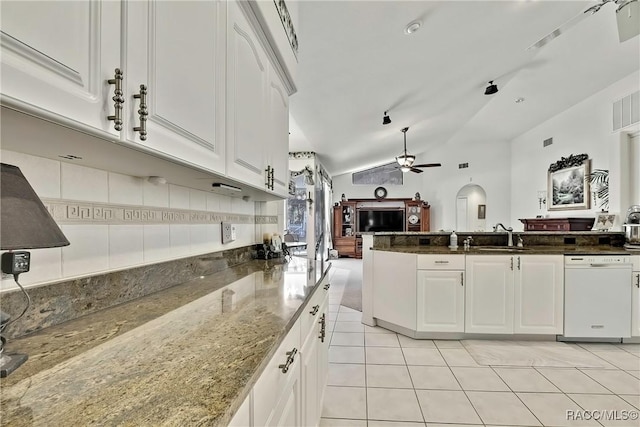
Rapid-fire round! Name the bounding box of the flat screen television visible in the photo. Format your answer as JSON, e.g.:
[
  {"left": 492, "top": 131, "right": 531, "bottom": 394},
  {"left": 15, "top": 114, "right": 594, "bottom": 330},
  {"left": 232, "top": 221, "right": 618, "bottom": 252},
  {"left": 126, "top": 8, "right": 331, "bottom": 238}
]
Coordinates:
[{"left": 358, "top": 209, "right": 404, "bottom": 232}]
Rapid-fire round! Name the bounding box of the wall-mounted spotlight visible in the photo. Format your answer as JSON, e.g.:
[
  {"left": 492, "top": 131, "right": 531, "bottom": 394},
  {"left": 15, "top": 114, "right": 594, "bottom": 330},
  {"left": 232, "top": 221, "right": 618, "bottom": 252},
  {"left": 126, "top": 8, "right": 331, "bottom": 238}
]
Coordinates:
[
  {"left": 382, "top": 111, "right": 391, "bottom": 125},
  {"left": 484, "top": 81, "right": 498, "bottom": 95}
]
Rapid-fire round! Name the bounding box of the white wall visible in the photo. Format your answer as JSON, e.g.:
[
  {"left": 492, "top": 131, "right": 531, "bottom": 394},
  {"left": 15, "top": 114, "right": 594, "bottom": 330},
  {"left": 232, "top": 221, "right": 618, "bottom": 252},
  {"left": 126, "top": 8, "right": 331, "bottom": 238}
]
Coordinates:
[
  {"left": 509, "top": 70, "right": 640, "bottom": 229},
  {"left": 332, "top": 167, "right": 423, "bottom": 203},
  {"left": 0, "top": 150, "right": 258, "bottom": 291}
]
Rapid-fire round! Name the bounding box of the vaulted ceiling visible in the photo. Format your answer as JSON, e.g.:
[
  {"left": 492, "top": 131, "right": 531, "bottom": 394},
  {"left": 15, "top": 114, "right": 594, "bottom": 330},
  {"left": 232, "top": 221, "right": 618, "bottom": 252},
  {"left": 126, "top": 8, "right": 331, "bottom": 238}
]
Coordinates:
[{"left": 289, "top": 1, "right": 640, "bottom": 176}]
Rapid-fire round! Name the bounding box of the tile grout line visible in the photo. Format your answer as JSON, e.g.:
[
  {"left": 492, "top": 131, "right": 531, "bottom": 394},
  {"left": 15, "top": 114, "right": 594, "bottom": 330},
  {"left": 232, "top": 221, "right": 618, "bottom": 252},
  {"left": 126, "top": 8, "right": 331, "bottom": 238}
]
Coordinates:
[
  {"left": 488, "top": 365, "right": 545, "bottom": 427},
  {"left": 397, "top": 336, "right": 428, "bottom": 425}
]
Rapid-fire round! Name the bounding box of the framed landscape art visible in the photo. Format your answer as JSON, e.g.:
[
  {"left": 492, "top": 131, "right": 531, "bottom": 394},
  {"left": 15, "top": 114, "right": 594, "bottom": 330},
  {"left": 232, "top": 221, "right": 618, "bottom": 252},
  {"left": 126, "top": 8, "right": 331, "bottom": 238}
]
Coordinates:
[{"left": 548, "top": 153, "right": 590, "bottom": 211}]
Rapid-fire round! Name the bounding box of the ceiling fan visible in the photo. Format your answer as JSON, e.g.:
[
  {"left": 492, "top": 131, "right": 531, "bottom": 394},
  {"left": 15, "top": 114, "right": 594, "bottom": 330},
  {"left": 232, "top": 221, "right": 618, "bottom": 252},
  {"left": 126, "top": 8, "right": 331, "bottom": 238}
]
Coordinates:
[
  {"left": 395, "top": 127, "right": 441, "bottom": 174},
  {"left": 528, "top": 0, "right": 639, "bottom": 50}
]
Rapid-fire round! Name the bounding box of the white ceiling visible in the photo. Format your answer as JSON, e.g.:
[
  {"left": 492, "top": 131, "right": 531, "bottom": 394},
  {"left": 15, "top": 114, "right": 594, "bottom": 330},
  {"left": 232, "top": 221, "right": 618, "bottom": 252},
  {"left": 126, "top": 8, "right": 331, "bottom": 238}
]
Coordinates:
[{"left": 289, "top": 0, "right": 640, "bottom": 176}]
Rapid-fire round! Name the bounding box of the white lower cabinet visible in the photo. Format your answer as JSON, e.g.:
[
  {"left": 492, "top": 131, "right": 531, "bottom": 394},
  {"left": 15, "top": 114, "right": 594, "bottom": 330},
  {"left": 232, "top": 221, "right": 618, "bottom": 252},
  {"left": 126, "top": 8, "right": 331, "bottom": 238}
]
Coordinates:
[
  {"left": 632, "top": 256, "right": 640, "bottom": 337},
  {"left": 373, "top": 251, "right": 417, "bottom": 330},
  {"left": 228, "top": 393, "right": 252, "bottom": 427},
  {"left": 416, "top": 255, "right": 465, "bottom": 333},
  {"left": 466, "top": 254, "right": 564, "bottom": 335},
  {"left": 248, "top": 279, "right": 329, "bottom": 427}
]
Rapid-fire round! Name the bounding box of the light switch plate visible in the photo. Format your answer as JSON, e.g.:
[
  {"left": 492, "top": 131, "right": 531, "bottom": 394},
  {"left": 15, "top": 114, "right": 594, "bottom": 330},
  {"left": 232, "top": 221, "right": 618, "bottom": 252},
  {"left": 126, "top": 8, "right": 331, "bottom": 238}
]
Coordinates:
[{"left": 221, "top": 222, "right": 236, "bottom": 244}]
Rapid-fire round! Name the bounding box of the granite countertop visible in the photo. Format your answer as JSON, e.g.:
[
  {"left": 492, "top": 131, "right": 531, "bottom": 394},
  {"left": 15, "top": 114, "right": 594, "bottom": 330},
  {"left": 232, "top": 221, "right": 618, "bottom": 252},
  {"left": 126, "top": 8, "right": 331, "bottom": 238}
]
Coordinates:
[
  {"left": 0, "top": 256, "right": 327, "bottom": 426},
  {"left": 373, "top": 245, "right": 635, "bottom": 255}
]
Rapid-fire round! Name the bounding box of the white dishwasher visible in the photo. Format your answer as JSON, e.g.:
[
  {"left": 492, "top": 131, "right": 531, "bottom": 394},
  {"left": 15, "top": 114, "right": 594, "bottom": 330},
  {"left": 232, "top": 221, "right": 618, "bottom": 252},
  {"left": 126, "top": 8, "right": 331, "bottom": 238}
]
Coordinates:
[{"left": 563, "top": 255, "right": 633, "bottom": 339}]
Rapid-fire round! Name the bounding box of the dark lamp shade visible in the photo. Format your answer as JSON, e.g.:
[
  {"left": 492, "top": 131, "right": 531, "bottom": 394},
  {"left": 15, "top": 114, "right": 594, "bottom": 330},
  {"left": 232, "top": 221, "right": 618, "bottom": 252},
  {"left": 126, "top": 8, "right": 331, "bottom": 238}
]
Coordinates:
[{"left": 1, "top": 163, "right": 70, "bottom": 250}]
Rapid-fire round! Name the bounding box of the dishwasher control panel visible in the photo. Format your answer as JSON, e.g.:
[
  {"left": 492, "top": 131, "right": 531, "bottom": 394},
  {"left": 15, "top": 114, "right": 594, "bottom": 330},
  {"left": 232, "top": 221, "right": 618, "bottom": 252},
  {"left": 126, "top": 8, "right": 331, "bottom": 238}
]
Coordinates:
[{"left": 564, "top": 255, "right": 631, "bottom": 265}]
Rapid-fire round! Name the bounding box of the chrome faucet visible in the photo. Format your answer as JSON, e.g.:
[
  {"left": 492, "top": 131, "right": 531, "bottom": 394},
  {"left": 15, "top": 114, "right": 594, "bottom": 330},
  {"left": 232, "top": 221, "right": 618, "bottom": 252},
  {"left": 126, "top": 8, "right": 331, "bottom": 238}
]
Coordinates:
[{"left": 493, "top": 223, "right": 514, "bottom": 247}]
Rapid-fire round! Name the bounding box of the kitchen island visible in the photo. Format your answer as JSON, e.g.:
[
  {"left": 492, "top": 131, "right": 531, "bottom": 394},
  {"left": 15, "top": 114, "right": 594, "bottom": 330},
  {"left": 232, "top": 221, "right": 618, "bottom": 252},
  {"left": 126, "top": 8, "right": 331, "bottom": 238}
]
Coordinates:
[
  {"left": 0, "top": 255, "right": 330, "bottom": 426},
  {"left": 362, "top": 231, "right": 639, "bottom": 342}
]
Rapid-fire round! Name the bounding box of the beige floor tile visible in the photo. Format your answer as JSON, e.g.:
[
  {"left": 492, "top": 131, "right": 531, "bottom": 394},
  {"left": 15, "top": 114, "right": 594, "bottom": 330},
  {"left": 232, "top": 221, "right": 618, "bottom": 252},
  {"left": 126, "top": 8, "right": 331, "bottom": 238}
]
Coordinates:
[
  {"left": 336, "top": 311, "right": 363, "bottom": 322},
  {"left": 334, "top": 321, "right": 365, "bottom": 333},
  {"left": 617, "top": 344, "right": 640, "bottom": 355},
  {"left": 321, "top": 386, "right": 367, "bottom": 420},
  {"left": 451, "top": 367, "right": 510, "bottom": 391},
  {"left": 368, "top": 421, "right": 426, "bottom": 427},
  {"left": 466, "top": 391, "right": 540, "bottom": 426},
  {"left": 578, "top": 343, "right": 627, "bottom": 353},
  {"left": 580, "top": 369, "right": 640, "bottom": 394},
  {"left": 627, "top": 370, "right": 640, "bottom": 379},
  {"left": 331, "top": 332, "right": 365, "bottom": 347},
  {"left": 568, "top": 394, "right": 639, "bottom": 426},
  {"left": 367, "top": 388, "right": 424, "bottom": 422},
  {"left": 327, "top": 363, "right": 366, "bottom": 387},
  {"left": 366, "top": 347, "right": 407, "bottom": 365},
  {"left": 329, "top": 304, "right": 340, "bottom": 313},
  {"left": 327, "top": 321, "right": 336, "bottom": 332},
  {"left": 439, "top": 348, "right": 481, "bottom": 367},
  {"left": 365, "top": 333, "right": 400, "bottom": 347},
  {"left": 434, "top": 340, "right": 463, "bottom": 349},
  {"left": 592, "top": 351, "right": 640, "bottom": 370},
  {"left": 408, "top": 365, "right": 460, "bottom": 390},
  {"left": 339, "top": 306, "right": 361, "bottom": 314},
  {"left": 402, "top": 348, "right": 447, "bottom": 366},
  {"left": 320, "top": 418, "right": 367, "bottom": 427},
  {"left": 494, "top": 367, "right": 560, "bottom": 392},
  {"left": 329, "top": 346, "right": 365, "bottom": 364},
  {"left": 536, "top": 368, "right": 611, "bottom": 394},
  {"left": 366, "top": 365, "right": 413, "bottom": 388},
  {"left": 619, "top": 394, "right": 640, "bottom": 409},
  {"left": 364, "top": 325, "right": 396, "bottom": 334},
  {"left": 397, "top": 335, "right": 436, "bottom": 348},
  {"left": 429, "top": 425, "right": 484, "bottom": 427},
  {"left": 415, "top": 390, "right": 482, "bottom": 424},
  {"left": 516, "top": 392, "right": 599, "bottom": 426}
]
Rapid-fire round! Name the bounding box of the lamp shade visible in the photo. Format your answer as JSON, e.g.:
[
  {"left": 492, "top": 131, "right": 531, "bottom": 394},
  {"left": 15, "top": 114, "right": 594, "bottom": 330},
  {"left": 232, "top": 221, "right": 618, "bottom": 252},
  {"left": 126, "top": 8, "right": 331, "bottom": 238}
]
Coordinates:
[{"left": 1, "top": 163, "right": 70, "bottom": 250}]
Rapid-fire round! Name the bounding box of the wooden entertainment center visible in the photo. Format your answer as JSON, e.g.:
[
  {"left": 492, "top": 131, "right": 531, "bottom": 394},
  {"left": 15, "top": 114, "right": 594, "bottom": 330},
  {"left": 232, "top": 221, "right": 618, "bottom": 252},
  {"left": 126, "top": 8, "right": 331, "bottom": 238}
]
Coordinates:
[{"left": 333, "top": 198, "right": 430, "bottom": 258}]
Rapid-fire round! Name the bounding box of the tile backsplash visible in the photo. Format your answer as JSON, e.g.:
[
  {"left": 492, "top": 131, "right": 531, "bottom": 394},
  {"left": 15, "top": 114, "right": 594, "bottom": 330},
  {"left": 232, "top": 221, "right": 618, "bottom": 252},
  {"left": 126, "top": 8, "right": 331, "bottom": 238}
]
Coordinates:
[{"left": 0, "top": 149, "right": 282, "bottom": 291}]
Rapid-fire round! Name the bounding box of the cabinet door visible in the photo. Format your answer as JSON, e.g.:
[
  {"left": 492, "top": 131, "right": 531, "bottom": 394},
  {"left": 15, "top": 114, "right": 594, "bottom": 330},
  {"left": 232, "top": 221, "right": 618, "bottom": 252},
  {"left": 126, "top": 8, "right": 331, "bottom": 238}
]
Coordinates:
[
  {"left": 267, "top": 65, "right": 290, "bottom": 197},
  {"left": 1, "top": 0, "right": 121, "bottom": 135},
  {"left": 229, "top": 392, "right": 252, "bottom": 427},
  {"left": 226, "top": 1, "right": 268, "bottom": 188},
  {"left": 269, "top": 357, "right": 301, "bottom": 427},
  {"left": 373, "top": 251, "right": 417, "bottom": 330},
  {"left": 124, "top": 0, "right": 226, "bottom": 173},
  {"left": 633, "top": 270, "right": 640, "bottom": 337},
  {"left": 514, "top": 255, "right": 564, "bottom": 334},
  {"left": 416, "top": 270, "right": 465, "bottom": 333},
  {"left": 465, "top": 255, "right": 514, "bottom": 334},
  {"left": 300, "top": 323, "right": 319, "bottom": 427}
]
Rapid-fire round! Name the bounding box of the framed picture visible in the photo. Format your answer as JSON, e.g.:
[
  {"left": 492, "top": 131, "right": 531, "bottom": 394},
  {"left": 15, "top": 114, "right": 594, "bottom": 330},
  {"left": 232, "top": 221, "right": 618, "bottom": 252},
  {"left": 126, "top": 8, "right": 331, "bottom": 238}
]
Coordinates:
[
  {"left": 548, "top": 154, "right": 590, "bottom": 211},
  {"left": 477, "top": 204, "right": 486, "bottom": 219},
  {"left": 593, "top": 213, "right": 615, "bottom": 231}
]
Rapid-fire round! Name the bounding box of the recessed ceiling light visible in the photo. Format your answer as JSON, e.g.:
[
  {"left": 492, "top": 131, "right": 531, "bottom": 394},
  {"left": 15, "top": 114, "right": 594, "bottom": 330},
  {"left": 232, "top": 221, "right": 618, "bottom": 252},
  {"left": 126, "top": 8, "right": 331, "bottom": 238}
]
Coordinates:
[
  {"left": 404, "top": 20, "right": 422, "bottom": 35},
  {"left": 515, "top": 97, "right": 525, "bottom": 103}
]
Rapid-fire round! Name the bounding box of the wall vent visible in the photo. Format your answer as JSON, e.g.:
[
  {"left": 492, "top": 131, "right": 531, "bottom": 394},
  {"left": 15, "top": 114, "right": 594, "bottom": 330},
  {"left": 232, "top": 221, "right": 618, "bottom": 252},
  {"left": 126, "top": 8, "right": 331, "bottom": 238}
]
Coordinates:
[
  {"left": 543, "top": 138, "right": 553, "bottom": 147},
  {"left": 613, "top": 90, "right": 640, "bottom": 131},
  {"left": 458, "top": 163, "right": 469, "bottom": 169}
]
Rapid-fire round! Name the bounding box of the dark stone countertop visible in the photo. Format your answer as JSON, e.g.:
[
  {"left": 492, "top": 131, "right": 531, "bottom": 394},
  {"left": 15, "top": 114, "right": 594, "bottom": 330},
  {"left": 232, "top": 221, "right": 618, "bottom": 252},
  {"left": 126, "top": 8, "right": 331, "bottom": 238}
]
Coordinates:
[
  {"left": 372, "top": 245, "right": 635, "bottom": 255},
  {"left": 0, "top": 256, "right": 328, "bottom": 426}
]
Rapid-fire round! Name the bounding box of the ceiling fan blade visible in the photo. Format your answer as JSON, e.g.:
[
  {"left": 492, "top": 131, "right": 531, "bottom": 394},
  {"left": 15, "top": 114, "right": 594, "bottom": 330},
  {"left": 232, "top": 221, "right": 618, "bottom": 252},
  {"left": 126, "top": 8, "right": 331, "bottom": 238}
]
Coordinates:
[
  {"left": 410, "top": 167, "right": 424, "bottom": 173},
  {"left": 412, "top": 163, "right": 442, "bottom": 168},
  {"left": 526, "top": 5, "right": 593, "bottom": 50}
]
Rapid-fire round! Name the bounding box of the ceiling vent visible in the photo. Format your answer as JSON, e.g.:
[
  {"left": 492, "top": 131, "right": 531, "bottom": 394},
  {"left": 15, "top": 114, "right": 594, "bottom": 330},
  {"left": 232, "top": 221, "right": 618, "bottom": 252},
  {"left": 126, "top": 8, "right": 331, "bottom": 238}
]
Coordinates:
[
  {"left": 613, "top": 90, "right": 639, "bottom": 131},
  {"left": 543, "top": 138, "right": 553, "bottom": 147},
  {"left": 458, "top": 163, "right": 469, "bottom": 169}
]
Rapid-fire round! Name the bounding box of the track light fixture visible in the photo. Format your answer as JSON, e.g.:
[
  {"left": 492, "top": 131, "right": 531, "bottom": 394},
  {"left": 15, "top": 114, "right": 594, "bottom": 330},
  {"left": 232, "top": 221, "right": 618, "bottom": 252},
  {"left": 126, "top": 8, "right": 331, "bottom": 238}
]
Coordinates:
[
  {"left": 484, "top": 81, "right": 498, "bottom": 95},
  {"left": 382, "top": 111, "right": 391, "bottom": 125}
]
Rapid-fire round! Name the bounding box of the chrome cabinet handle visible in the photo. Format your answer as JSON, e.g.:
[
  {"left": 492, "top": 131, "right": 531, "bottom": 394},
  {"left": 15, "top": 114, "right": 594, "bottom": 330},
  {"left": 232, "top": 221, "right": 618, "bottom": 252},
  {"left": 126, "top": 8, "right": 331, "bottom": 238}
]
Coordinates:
[
  {"left": 517, "top": 256, "right": 521, "bottom": 270},
  {"left": 460, "top": 272, "right": 464, "bottom": 286},
  {"left": 310, "top": 304, "right": 320, "bottom": 315},
  {"left": 269, "top": 167, "right": 275, "bottom": 189},
  {"left": 319, "top": 313, "right": 326, "bottom": 342},
  {"left": 510, "top": 257, "right": 514, "bottom": 270},
  {"left": 133, "top": 84, "right": 148, "bottom": 140},
  {"left": 434, "top": 260, "right": 449, "bottom": 264},
  {"left": 324, "top": 283, "right": 330, "bottom": 290},
  {"left": 107, "top": 68, "right": 124, "bottom": 131},
  {"left": 636, "top": 273, "right": 639, "bottom": 288},
  {"left": 278, "top": 348, "right": 298, "bottom": 373},
  {"left": 265, "top": 165, "right": 272, "bottom": 190}
]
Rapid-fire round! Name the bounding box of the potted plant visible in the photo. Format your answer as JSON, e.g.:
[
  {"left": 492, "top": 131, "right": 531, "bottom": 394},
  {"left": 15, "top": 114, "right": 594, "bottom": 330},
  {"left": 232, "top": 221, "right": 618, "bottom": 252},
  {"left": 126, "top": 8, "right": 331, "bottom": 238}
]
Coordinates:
[{"left": 589, "top": 169, "right": 609, "bottom": 210}]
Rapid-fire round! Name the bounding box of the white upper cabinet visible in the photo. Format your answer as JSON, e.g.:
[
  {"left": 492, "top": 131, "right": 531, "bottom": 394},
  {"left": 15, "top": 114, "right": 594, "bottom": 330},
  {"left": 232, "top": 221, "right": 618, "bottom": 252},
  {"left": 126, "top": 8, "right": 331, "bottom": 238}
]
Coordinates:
[
  {"left": 0, "top": 0, "right": 121, "bottom": 135},
  {"left": 267, "top": 66, "right": 290, "bottom": 196},
  {"left": 123, "top": 0, "right": 226, "bottom": 174},
  {"left": 632, "top": 256, "right": 640, "bottom": 337}
]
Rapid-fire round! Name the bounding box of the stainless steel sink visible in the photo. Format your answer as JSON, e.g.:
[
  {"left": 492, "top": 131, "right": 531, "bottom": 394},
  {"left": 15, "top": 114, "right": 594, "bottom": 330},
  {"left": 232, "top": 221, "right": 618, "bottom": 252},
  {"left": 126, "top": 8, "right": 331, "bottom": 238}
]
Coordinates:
[{"left": 474, "top": 246, "right": 532, "bottom": 252}]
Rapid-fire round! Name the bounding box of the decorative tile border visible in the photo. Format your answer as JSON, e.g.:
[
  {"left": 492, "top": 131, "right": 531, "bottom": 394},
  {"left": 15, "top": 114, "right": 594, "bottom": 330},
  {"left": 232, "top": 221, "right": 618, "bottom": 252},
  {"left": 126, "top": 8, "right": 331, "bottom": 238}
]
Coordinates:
[{"left": 42, "top": 198, "right": 277, "bottom": 225}]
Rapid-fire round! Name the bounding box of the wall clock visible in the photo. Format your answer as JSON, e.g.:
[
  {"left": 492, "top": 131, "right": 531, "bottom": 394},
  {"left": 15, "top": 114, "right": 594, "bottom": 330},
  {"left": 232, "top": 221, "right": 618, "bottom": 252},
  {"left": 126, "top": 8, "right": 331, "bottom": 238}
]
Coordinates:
[
  {"left": 374, "top": 186, "right": 387, "bottom": 199},
  {"left": 408, "top": 214, "right": 419, "bottom": 225}
]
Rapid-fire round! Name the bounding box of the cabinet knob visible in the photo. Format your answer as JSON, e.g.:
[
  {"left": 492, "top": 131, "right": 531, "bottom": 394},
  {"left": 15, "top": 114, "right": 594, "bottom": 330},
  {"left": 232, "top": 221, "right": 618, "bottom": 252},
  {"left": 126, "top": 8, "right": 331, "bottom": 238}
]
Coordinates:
[{"left": 310, "top": 304, "right": 320, "bottom": 315}]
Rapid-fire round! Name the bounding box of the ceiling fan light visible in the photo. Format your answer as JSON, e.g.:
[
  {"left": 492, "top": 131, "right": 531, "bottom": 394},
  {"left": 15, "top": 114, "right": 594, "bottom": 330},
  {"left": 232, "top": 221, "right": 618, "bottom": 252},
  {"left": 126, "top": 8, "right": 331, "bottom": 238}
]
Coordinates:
[
  {"left": 484, "top": 81, "right": 498, "bottom": 95},
  {"left": 396, "top": 154, "right": 415, "bottom": 167},
  {"left": 382, "top": 111, "right": 391, "bottom": 125},
  {"left": 400, "top": 165, "right": 412, "bottom": 173}
]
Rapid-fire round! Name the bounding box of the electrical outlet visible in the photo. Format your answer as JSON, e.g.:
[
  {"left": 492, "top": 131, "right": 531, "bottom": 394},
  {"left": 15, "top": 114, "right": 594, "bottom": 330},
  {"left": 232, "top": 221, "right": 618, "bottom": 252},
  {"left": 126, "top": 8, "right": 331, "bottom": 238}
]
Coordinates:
[
  {"left": 221, "top": 222, "right": 236, "bottom": 244},
  {"left": 1, "top": 252, "right": 30, "bottom": 275}
]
